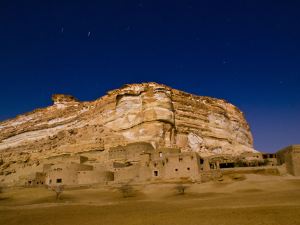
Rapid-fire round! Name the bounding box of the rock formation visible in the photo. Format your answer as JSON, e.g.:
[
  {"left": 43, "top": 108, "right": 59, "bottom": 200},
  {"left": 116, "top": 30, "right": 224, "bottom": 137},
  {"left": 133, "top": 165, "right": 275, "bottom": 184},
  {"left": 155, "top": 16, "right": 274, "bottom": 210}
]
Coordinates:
[{"left": 0, "top": 82, "right": 257, "bottom": 184}]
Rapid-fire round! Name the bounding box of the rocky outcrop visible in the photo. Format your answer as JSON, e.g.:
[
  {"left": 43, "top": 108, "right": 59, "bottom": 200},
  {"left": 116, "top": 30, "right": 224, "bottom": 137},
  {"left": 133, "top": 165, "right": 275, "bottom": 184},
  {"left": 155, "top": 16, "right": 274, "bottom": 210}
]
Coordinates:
[
  {"left": 52, "top": 94, "right": 78, "bottom": 103},
  {"left": 0, "top": 82, "right": 256, "bottom": 184}
]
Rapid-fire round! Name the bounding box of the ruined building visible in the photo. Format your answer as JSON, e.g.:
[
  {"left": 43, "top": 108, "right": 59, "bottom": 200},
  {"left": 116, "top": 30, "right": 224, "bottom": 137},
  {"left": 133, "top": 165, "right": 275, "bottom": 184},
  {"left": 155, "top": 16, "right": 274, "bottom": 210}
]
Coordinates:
[{"left": 17, "top": 142, "right": 300, "bottom": 187}]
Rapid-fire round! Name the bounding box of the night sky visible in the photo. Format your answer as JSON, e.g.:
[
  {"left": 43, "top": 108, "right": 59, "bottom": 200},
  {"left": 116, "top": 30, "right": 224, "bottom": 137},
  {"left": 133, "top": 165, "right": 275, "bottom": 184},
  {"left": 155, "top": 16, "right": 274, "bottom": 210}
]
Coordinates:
[{"left": 0, "top": 1, "right": 299, "bottom": 152}]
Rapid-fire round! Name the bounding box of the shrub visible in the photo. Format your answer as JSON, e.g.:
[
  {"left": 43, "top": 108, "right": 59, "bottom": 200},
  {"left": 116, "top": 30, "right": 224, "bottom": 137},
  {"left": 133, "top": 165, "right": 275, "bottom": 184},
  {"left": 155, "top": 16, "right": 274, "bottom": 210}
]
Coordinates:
[
  {"left": 49, "top": 185, "right": 64, "bottom": 200},
  {"left": 119, "top": 183, "right": 135, "bottom": 198},
  {"left": 175, "top": 183, "right": 188, "bottom": 195}
]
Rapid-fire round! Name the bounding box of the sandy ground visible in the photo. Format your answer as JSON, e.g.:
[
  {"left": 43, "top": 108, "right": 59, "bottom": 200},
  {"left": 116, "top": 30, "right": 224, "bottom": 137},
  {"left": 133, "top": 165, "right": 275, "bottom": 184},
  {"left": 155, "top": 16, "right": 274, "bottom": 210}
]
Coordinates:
[{"left": 1, "top": 174, "right": 300, "bottom": 225}]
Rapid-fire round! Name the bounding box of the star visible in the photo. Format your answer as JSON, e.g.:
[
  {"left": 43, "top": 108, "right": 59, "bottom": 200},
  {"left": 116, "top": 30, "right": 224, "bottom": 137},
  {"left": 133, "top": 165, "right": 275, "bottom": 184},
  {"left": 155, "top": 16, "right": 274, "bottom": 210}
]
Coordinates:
[{"left": 222, "top": 59, "right": 229, "bottom": 64}]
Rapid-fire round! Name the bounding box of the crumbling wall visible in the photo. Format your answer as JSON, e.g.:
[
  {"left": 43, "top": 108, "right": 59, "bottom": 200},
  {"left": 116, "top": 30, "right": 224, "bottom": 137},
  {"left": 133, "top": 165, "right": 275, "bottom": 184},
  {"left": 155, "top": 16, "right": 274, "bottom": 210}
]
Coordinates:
[
  {"left": 277, "top": 145, "right": 300, "bottom": 176},
  {"left": 114, "top": 164, "right": 142, "bottom": 183},
  {"left": 108, "top": 142, "right": 154, "bottom": 161},
  {"left": 45, "top": 163, "right": 93, "bottom": 186},
  {"left": 163, "top": 152, "right": 201, "bottom": 181},
  {"left": 77, "top": 171, "right": 113, "bottom": 184}
]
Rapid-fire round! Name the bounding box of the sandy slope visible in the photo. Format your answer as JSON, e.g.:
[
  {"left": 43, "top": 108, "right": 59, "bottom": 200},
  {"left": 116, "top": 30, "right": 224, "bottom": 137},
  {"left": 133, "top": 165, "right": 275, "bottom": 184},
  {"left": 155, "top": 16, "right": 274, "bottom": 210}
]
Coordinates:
[{"left": 1, "top": 174, "right": 300, "bottom": 225}]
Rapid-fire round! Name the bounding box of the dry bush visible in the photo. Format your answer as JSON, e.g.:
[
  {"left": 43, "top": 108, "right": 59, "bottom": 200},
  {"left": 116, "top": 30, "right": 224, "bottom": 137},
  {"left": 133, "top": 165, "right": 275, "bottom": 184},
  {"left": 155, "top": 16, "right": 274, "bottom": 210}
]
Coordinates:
[
  {"left": 49, "top": 185, "right": 64, "bottom": 200},
  {"left": 175, "top": 183, "right": 188, "bottom": 195},
  {"left": 118, "top": 183, "right": 135, "bottom": 198}
]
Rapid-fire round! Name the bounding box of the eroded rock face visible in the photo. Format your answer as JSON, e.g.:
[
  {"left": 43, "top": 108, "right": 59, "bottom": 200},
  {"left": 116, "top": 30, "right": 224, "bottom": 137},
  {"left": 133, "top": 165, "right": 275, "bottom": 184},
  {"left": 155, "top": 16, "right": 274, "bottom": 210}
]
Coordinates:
[{"left": 0, "top": 82, "right": 256, "bottom": 184}]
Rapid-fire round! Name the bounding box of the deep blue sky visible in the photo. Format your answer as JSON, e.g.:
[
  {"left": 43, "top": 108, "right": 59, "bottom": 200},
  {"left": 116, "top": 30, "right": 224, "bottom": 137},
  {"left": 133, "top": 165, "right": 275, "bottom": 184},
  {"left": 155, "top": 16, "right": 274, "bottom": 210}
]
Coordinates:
[{"left": 0, "top": 1, "right": 299, "bottom": 152}]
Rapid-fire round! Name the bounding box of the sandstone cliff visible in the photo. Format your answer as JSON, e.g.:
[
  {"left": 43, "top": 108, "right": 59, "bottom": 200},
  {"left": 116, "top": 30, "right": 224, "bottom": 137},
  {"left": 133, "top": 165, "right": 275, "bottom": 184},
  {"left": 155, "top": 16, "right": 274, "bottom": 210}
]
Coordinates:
[{"left": 0, "top": 82, "right": 256, "bottom": 183}]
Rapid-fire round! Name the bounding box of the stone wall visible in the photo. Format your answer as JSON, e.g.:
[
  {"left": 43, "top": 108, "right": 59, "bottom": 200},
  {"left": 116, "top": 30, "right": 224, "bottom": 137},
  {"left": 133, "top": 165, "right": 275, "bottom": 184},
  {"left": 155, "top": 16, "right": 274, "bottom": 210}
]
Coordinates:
[
  {"left": 277, "top": 145, "right": 300, "bottom": 176},
  {"left": 108, "top": 142, "right": 154, "bottom": 162},
  {"left": 45, "top": 163, "right": 93, "bottom": 186},
  {"left": 114, "top": 164, "right": 142, "bottom": 182},
  {"left": 113, "top": 152, "right": 202, "bottom": 183},
  {"left": 163, "top": 152, "right": 201, "bottom": 181},
  {"left": 77, "top": 171, "right": 113, "bottom": 185}
]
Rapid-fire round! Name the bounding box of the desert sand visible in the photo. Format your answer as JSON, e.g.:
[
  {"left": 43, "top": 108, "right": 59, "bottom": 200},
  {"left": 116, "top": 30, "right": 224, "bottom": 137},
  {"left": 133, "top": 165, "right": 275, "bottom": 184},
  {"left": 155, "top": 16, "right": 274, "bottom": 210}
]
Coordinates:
[{"left": 1, "top": 174, "right": 300, "bottom": 225}]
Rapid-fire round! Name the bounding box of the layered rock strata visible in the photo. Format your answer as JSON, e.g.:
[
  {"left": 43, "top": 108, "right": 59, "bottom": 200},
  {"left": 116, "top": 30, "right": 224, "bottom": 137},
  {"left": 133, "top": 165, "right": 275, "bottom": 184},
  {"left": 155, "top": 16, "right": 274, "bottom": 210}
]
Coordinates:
[{"left": 0, "top": 82, "right": 256, "bottom": 184}]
